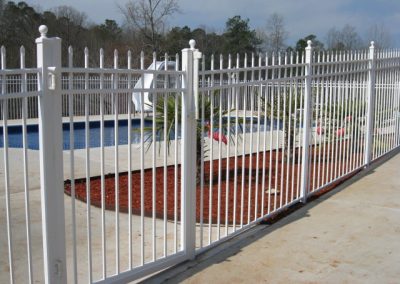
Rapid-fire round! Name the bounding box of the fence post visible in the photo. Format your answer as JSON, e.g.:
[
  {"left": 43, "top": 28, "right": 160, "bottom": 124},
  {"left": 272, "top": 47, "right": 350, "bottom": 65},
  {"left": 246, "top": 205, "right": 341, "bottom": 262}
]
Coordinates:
[
  {"left": 365, "top": 41, "right": 376, "bottom": 166},
  {"left": 181, "top": 40, "right": 202, "bottom": 259},
  {"left": 36, "top": 25, "right": 67, "bottom": 283},
  {"left": 300, "top": 40, "right": 313, "bottom": 203}
]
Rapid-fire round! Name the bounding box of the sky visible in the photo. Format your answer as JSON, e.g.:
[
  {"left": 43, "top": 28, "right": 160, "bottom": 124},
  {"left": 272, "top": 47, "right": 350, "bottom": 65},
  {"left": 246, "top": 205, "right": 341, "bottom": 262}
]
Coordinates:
[{"left": 24, "top": 0, "right": 400, "bottom": 47}]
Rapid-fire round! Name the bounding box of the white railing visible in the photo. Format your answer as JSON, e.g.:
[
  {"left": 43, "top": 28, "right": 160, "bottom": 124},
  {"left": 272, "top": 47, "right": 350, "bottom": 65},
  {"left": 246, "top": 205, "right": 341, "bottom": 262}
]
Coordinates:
[{"left": 1, "top": 27, "right": 400, "bottom": 284}]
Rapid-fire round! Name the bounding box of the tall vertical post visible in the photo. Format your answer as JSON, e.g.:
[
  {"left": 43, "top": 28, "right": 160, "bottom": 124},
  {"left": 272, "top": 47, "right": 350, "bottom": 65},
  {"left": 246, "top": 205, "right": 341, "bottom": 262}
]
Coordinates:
[
  {"left": 300, "top": 40, "right": 313, "bottom": 203},
  {"left": 36, "top": 25, "right": 67, "bottom": 283},
  {"left": 181, "top": 40, "right": 202, "bottom": 259},
  {"left": 365, "top": 41, "right": 376, "bottom": 166}
]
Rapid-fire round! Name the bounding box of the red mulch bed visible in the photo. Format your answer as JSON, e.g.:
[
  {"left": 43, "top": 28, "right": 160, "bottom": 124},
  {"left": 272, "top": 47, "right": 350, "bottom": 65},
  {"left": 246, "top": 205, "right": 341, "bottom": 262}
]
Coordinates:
[{"left": 64, "top": 141, "right": 364, "bottom": 224}]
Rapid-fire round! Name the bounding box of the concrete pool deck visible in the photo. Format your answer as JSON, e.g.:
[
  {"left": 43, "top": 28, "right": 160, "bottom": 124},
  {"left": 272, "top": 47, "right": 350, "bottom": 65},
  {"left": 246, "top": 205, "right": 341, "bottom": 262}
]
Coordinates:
[
  {"left": 0, "top": 130, "right": 284, "bottom": 283},
  {"left": 1, "top": 127, "right": 397, "bottom": 283},
  {"left": 147, "top": 151, "right": 400, "bottom": 284}
]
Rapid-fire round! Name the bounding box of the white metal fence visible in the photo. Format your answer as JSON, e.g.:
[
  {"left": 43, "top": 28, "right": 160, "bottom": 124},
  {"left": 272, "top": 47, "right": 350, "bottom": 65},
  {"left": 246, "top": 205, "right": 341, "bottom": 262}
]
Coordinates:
[{"left": 1, "top": 27, "right": 400, "bottom": 284}]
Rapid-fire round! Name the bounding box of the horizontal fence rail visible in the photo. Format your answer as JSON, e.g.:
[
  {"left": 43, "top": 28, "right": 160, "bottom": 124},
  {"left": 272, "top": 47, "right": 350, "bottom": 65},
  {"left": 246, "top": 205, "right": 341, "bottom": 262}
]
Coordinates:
[{"left": 1, "top": 27, "right": 400, "bottom": 284}]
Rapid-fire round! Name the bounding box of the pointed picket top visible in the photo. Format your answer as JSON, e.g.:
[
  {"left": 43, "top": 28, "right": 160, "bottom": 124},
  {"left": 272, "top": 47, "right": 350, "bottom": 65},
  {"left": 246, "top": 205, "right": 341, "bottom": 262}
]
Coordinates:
[
  {"left": 84, "top": 47, "right": 89, "bottom": 68},
  {"left": 140, "top": 51, "right": 145, "bottom": 69},
  {"left": 20, "top": 46, "right": 25, "bottom": 68},
  {"left": 68, "top": 46, "right": 73, "bottom": 68},
  {"left": 99, "top": 48, "right": 104, "bottom": 68},
  {"left": 114, "top": 49, "right": 118, "bottom": 69},
  {"left": 127, "top": 50, "right": 132, "bottom": 69},
  {"left": 1, "top": 46, "right": 6, "bottom": 69},
  {"left": 228, "top": 54, "right": 232, "bottom": 69}
]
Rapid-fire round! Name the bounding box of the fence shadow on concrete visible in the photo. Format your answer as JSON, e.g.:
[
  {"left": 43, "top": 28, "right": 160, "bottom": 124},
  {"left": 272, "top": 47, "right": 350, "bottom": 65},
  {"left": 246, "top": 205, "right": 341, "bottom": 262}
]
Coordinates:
[{"left": 144, "top": 148, "right": 400, "bottom": 284}]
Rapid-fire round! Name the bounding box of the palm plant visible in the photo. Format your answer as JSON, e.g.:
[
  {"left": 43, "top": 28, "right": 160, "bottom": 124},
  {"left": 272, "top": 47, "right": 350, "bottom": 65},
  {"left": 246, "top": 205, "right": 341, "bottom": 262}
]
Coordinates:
[{"left": 144, "top": 92, "right": 242, "bottom": 178}]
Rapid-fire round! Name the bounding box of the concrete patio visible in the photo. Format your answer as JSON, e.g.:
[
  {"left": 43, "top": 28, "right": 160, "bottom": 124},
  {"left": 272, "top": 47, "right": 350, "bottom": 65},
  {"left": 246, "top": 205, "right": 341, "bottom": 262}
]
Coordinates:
[{"left": 147, "top": 151, "right": 400, "bottom": 284}]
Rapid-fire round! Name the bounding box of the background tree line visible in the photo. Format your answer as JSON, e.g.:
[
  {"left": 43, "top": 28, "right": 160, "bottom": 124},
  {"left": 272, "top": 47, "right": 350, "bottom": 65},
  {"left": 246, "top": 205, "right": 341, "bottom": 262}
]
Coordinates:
[{"left": 0, "top": 0, "right": 394, "bottom": 68}]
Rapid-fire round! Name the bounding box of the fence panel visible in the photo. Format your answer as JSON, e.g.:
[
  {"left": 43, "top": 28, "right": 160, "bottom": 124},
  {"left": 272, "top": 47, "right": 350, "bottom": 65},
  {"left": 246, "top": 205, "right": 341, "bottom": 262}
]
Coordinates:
[
  {"left": 0, "top": 46, "right": 44, "bottom": 284},
  {"left": 1, "top": 27, "right": 400, "bottom": 284},
  {"left": 372, "top": 50, "right": 400, "bottom": 160},
  {"left": 61, "top": 46, "right": 189, "bottom": 283},
  {"left": 196, "top": 51, "right": 307, "bottom": 250},
  {"left": 308, "top": 49, "right": 370, "bottom": 195}
]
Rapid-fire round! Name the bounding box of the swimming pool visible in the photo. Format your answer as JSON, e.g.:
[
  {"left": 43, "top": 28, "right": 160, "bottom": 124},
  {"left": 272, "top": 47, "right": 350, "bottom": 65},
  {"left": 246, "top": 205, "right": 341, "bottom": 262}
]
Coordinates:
[
  {"left": 0, "top": 119, "right": 154, "bottom": 150},
  {"left": 0, "top": 118, "right": 282, "bottom": 150}
]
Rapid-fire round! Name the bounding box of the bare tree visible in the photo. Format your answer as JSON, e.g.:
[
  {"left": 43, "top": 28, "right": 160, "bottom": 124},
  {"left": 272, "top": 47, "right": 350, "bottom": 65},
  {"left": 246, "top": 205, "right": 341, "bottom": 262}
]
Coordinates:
[
  {"left": 119, "top": 0, "right": 180, "bottom": 51},
  {"left": 52, "top": 6, "right": 87, "bottom": 47},
  {"left": 326, "top": 24, "right": 362, "bottom": 50},
  {"left": 51, "top": 6, "right": 88, "bottom": 66},
  {"left": 263, "top": 13, "right": 288, "bottom": 53},
  {"left": 326, "top": 27, "right": 340, "bottom": 50},
  {"left": 366, "top": 23, "right": 392, "bottom": 48},
  {"left": 52, "top": 5, "right": 86, "bottom": 27},
  {"left": 341, "top": 24, "right": 363, "bottom": 49}
]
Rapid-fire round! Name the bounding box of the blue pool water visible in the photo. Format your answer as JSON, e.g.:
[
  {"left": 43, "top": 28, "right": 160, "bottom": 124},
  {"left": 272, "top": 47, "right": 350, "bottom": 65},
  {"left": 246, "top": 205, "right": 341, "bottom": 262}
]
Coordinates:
[
  {"left": 0, "top": 118, "right": 282, "bottom": 150},
  {"left": 0, "top": 119, "right": 154, "bottom": 150}
]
